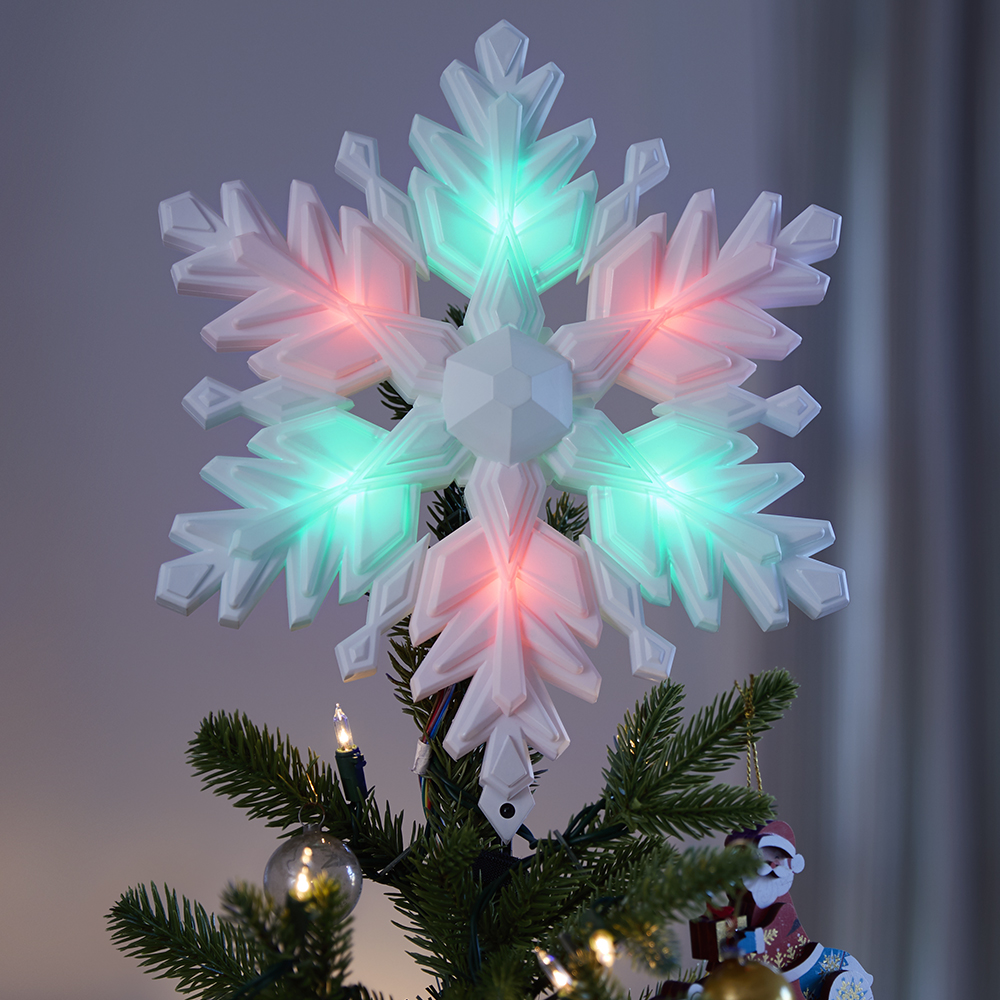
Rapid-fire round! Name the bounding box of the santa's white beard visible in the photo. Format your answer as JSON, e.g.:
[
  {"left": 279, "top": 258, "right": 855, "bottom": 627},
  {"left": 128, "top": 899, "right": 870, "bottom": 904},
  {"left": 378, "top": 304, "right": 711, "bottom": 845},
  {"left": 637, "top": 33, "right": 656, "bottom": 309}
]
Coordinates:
[{"left": 744, "top": 868, "right": 795, "bottom": 909}]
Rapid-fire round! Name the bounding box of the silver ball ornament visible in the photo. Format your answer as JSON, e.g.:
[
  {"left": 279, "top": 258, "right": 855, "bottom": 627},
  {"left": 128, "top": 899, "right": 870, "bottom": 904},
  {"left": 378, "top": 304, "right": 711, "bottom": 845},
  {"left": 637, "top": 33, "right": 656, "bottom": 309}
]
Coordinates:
[{"left": 263, "top": 826, "right": 362, "bottom": 912}]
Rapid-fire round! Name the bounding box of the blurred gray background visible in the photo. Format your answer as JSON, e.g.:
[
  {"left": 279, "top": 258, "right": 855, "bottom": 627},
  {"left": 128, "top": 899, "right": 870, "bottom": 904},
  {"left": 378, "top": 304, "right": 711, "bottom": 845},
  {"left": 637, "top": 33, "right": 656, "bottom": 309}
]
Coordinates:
[{"left": 2, "top": 2, "right": 996, "bottom": 998}]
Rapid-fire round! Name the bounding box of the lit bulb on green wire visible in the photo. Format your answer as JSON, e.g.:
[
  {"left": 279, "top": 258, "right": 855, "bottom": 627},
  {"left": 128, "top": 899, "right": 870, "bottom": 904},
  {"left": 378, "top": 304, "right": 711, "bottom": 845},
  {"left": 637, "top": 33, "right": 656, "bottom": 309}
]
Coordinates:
[
  {"left": 534, "top": 947, "right": 573, "bottom": 992},
  {"left": 333, "top": 703, "right": 355, "bottom": 750},
  {"left": 333, "top": 702, "right": 367, "bottom": 804}
]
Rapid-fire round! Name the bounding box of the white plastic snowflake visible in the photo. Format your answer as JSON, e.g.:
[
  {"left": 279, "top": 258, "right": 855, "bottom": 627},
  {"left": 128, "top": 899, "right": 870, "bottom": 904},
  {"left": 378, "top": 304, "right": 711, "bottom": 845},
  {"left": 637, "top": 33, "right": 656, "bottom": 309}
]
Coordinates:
[{"left": 156, "top": 21, "right": 847, "bottom": 839}]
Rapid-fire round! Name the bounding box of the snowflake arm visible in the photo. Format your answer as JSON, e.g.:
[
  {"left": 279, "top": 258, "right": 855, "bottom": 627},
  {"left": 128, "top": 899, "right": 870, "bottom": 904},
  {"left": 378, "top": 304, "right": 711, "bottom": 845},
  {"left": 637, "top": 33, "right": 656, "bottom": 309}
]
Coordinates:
[
  {"left": 161, "top": 180, "right": 463, "bottom": 401},
  {"left": 576, "top": 138, "right": 671, "bottom": 279},
  {"left": 407, "top": 21, "right": 604, "bottom": 341},
  {"left": 157, "top": 402, "right": 469, "bottom": 628},
  {"left": 335, "top": 132, "right": 429, "bottom": 279},
  {"left": 549, "top": 189, "right": 840, "bottom": 421},
  {"left": 544, "top": 407, "right": 847, "bottom": 631},
  {"left": 407, "top": 458, "right": 605, "bottom": 838}
]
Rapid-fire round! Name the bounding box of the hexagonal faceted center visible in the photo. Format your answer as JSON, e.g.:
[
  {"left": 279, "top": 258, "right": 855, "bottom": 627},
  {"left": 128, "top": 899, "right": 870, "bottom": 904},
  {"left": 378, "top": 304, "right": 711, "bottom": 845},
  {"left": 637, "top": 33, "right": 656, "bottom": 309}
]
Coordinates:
[{"left": 442, "top": 326, "right": 573, "bottom": 465}]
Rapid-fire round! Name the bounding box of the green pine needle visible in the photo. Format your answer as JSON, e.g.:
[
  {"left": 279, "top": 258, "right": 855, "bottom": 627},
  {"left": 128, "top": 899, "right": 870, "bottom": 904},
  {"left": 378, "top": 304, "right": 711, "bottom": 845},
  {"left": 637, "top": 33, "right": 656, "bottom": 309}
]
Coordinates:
[
  {"left": 602, "top": 670, "right": 797, "bottom": 838},
  {"left": 550, "top": 845, "right": 759, "bottom": 992},
  {"left": 613, "top": 844, "right": 759, "bottom": 971},
  {"left": 222, "top": 876, "right": 357, "bottom": 998},
  {"left": 187, "top": 712, "right": 411, "bottom": 883},
  {"left": 377, "top": 382, "right": 413, "bottom": 422},
  {"left": 544, "top": 493, "right": 588, "bottom": 541},
  {"left": 106, "top": 883, "right": 263, "bottom": 998},
  {"left": 114, "top": 672, "right": 797, "bottom": 1000},
  {"left": 445, "top": 303, "right": 468, "bottom": 329},
  {"left": 427, "top": 483, "right": 471, "bottom": 540},
  {"left": 187, "top": 712, "right": 346, "bottom": 831}
]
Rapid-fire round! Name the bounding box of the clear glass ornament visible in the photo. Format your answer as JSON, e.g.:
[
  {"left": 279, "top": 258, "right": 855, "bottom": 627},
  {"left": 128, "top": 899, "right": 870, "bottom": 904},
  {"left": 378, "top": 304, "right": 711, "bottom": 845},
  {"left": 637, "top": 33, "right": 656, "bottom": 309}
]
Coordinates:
[{"left": 262, "top": 825, "right": 362, "bottom": 911}]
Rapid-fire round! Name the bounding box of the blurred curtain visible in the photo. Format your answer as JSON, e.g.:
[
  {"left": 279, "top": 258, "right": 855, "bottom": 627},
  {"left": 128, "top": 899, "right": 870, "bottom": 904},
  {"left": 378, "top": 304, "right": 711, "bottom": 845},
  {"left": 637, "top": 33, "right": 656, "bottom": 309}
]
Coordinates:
[{"left": 757, "top": 2, "right": 1000, "bottom": 998}]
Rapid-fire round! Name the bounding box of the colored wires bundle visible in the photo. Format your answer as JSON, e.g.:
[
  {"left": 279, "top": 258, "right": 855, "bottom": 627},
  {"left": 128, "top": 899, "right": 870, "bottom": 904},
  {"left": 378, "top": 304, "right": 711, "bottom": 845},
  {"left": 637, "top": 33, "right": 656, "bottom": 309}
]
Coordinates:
[{"left": 419, "top": 684, "right": 455, "bottom": 818}]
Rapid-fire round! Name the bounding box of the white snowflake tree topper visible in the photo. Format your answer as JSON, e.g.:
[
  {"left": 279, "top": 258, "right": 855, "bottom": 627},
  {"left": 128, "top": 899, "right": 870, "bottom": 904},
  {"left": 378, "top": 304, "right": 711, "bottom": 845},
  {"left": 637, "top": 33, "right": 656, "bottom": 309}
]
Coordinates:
[{"left": 156, "top": 21, "right": 847, "bottom": 840}]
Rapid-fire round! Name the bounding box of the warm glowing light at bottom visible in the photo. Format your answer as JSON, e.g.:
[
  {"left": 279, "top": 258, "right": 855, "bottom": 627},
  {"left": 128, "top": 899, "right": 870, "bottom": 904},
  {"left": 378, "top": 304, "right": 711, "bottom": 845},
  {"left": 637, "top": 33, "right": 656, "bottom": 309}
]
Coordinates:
[
  {"left": 534, "top": 947, "right": 574, "bottom": 991},
  {"left": 293, "top": 846, "right": 314, "bottom": 898},
  {"left": 589, "top": 929, "right": 616, "bottom": 968}
]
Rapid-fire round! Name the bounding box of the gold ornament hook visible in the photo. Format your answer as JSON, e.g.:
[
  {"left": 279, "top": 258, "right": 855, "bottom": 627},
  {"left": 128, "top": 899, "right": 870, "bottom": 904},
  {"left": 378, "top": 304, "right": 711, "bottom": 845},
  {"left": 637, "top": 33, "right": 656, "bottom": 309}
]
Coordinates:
[{"left": 735, "top": 674, "right": 763, "bottom": 792}]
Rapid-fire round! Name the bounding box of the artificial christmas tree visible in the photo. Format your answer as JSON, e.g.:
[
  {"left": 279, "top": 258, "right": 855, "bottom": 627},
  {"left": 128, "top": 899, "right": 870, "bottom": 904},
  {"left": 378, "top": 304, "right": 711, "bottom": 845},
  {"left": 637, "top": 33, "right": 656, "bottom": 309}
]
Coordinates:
[
  {"left": 108, "top": 618, "right": 799, "bottom": 998},
  {"left": 109, "top": 20, "right": 860, "bottom": 999}
]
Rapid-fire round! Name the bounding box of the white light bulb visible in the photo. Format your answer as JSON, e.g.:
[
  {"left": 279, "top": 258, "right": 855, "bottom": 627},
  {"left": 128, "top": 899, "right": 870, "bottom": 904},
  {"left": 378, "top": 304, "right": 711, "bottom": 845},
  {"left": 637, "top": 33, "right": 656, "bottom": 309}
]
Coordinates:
[
  {"left": 333, "top": 703, "right": 355, "bottom": 751},
  {"left": 294, "top": 869, "right": 311, "bottom": 898},
  {"left": 534, "top": 947, "right": 574, "bottom": 992},
  {"left": 551, "top": 967, "right": 573, "bottom": 990},
  {"left": 589, "top": 929, "right": 616, "bottom": 968},
  {"left": 293, "top": 845, "right": 314, "bottom": 898}
]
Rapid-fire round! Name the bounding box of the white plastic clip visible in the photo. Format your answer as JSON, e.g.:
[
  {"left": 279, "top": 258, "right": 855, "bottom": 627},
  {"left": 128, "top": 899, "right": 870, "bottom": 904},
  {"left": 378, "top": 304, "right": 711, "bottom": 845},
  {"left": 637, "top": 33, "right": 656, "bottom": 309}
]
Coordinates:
[{"left": 412, "top": 740, "right": 432, "bottom": 776}]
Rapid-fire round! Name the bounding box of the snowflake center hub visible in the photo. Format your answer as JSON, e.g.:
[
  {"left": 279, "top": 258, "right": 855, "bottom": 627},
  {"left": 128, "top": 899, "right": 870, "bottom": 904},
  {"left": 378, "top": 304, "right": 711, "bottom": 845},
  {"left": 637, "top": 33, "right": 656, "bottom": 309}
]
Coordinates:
[{"left": 442, "top": 325, "right": 573, "bottom": 465}]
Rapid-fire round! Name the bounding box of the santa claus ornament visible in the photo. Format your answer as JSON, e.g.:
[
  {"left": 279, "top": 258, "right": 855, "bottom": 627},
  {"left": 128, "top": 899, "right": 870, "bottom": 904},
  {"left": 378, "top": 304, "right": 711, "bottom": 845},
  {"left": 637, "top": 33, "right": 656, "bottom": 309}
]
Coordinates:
[
  {"left": 154, "top": 20, "right": 849, "bottom": 840},
  {"left": 686, "top": 822, "right": 874, "bottom": 1000}
]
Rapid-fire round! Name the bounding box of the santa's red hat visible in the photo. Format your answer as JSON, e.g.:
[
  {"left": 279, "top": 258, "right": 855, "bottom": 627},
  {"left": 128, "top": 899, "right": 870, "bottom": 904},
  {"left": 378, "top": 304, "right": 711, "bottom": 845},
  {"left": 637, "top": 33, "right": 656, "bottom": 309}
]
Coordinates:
[{"left": 726, "top": 820, "right": 806, "bottom": 873}]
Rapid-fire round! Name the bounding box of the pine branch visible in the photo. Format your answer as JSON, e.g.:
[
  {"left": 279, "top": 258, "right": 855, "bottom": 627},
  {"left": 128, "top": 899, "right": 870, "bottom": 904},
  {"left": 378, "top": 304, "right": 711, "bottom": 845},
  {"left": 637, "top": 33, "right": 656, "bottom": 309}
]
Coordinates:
[
  {"left": 221, "top": 876, "right": 360, "bottom": 998},
  {"left": 612, "top": 845, "right": 758, "bottom": 971},
  {"left": 188, "top": 712, "right": 343, "bottom": 830},
  {"left": 344, "top": 987, "right": 393, "bottom": 1000},
  {"left": 550, "top": 845, "right": 759, "bottom": 996},
  {"left": 484, "top": 838, "right": 594, "bottom": 955},
  {"left": 377, "top": 382, "right": 413, "bottom": 422},
  {"left": 544, "top": 493, "right": 588, "bottom": 541},
  {"left": 387, "top": 810, "right": 587, "bottom": 992},
  {"left": 636, "top": 784, "right": 776, "bottom": 840},
  {"left": 475, "top": 944, "right": 542, "bottom": 1000},
  {"left": 106, "top": 883, "right": 263, "bottom": 999},
  {"left": 577, "top": 833, "right": 653, "bottom": 899},
  {"left": 352, "top": 795, "right": 421, "bottom": 883},
  {"left": 388, "top": 814, "right": 486, "bottom": 985},
  {"left": 427, "top": 483, "right": 471, "bottom": 539},
  {"left": 665, "top": 669, "right": 797, "bottom": 775},
  {"left": 187, "top": 712, "right": 411, "bottom": 883},
  {"left": 379, "top": 652, "right": 791, "bottom": 997},
  {"left": 445, "top": 303, "right": 468, "bottom": 329},
  {"left": 384, "top": 618, "right": 438, "bottom": 733},
  {"left": 602, "top": 670, "right": 797, "bottom": 838}
]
